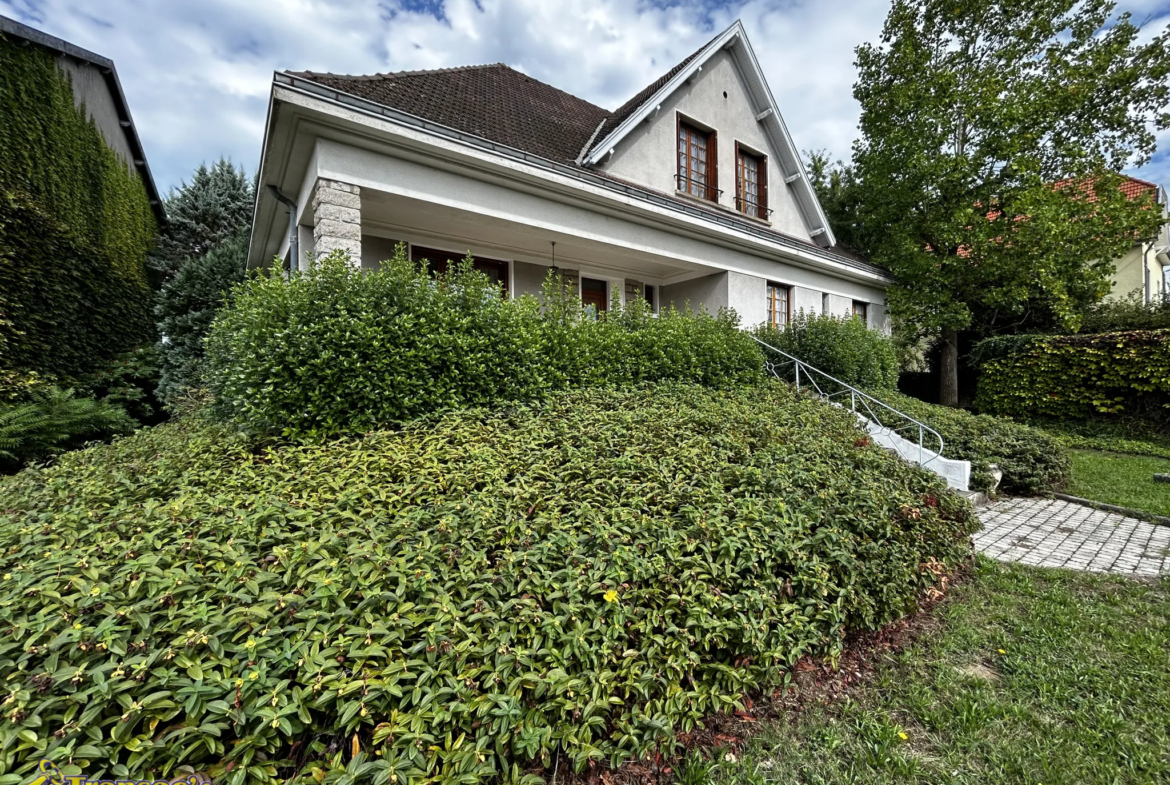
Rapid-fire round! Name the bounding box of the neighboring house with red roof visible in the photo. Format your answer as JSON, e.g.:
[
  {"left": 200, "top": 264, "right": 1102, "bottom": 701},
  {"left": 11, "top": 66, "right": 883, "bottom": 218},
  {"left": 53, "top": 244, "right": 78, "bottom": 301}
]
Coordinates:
[
  {"left": 1104, "top": 175, "right": 1169, "bottom": 304},
  {"left": 248, "top": 21, "right": 889, "bottom": 332}
]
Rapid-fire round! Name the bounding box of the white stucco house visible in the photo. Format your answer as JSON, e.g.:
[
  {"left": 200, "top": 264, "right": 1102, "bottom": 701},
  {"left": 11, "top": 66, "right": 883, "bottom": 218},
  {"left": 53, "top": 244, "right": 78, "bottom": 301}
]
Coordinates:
[{"left": 248, "top": 20, "right": 891, "bottom": 331}]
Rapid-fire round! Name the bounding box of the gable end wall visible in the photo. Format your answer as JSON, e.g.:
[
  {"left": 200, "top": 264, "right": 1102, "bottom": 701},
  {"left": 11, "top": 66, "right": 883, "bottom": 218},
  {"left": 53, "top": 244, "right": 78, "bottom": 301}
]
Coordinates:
[{"left": 597, "top": 50, "right": 809, "bottom": 241}]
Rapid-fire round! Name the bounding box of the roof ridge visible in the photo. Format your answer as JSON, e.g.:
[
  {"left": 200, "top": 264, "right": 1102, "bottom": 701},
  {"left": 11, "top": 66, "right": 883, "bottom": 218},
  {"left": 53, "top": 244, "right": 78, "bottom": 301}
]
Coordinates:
[{"left": 287, "top": 63, "right": 509, "bottom": 82}]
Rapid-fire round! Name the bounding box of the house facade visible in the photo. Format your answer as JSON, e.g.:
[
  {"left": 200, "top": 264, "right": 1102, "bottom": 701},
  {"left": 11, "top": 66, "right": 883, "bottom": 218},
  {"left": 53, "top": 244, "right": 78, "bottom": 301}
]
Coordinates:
[
  {"left": 248, "top": 21, "right": 890, "bottom": 331},
  {"left": 1104, "top": 176, "right": 1169, "bottom": 304}
]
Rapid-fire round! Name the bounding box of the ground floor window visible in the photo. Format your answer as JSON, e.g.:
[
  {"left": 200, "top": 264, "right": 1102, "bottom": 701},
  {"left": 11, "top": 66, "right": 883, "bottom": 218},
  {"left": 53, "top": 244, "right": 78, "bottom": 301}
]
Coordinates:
[
  {"left": 852, "top": 300, "right": 868, "bottom": 323},
  {"left": 766, "top": 282, "right": 790, "bottom": 328},
  {"left": 410, "top": 245, "right": 510, "bottom": 294},
  {"left": 644, "top": 283, "right": 656, "bottom": 312},
  {"left": 581, "top": 277, "right": 608, "bottom": 315}
]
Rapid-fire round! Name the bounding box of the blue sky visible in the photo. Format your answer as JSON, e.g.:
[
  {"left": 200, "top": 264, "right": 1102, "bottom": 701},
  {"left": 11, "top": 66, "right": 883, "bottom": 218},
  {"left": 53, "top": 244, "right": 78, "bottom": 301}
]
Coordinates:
[{"left": 3, "top": 0, "right": 1169, "bottom": 195}]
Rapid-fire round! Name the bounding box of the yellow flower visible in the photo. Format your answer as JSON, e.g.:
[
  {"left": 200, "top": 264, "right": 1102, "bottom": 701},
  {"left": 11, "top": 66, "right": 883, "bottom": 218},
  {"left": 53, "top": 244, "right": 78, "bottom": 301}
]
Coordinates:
[
  {"left": 73, "top": 622, "right": 82, "bottom": 630},
  {"left": 998, "top": 649, "right": 1006, "bottom": 654},
  {"left": 89, "top": 587, "right": 100, "bottom": 596},
  {"left": 249, "top": 671, "right": 260, "bottom": 680},
  {"left": 898, "top": 732, "right": 908, "bottom": 740},
  {"left": 2, "top": 574, "right": 10, "bottom": 581},
  {"left": 603, "top": 590, "right": 618, "bottom": 603}
]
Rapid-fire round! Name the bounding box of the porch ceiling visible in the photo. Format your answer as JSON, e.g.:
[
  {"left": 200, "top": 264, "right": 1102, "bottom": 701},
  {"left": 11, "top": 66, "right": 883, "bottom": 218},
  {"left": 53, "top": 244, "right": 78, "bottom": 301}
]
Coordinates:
[{"left": 357, "top": 188, "right": 709, "bottom": 283}]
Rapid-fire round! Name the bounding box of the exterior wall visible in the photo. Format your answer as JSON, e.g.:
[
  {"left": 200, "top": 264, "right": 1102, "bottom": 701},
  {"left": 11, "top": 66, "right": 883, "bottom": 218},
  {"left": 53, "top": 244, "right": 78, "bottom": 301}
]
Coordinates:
[
  {"left": 825, "top": 294, "right": 852, "bottom": 319},
  {"left": 361, "top": 235, "right": 402, "bottom": 269},
  {"left": 791, "top": 286, "right": 821, "bottom": 318},
  {"left": 514, "top": 261, "right": 550, "bottom": 298},
  {"left": 599, "top": 49, "right": 810, "bottom": 241},
  {"left": 310, "top": 141, "right": 886, "bottom": 304},
  {"left": 55, "top": 57, "right": 135, "bottom": 166},
  {"left": 727, "top": 271, "right": 766, "bottom": 326},
  {"left": 1106, "top": 242, "right": 1165, "bottom": 303},
  {"left": 662, "top": 273, "right": 728, "bottom": 314}
]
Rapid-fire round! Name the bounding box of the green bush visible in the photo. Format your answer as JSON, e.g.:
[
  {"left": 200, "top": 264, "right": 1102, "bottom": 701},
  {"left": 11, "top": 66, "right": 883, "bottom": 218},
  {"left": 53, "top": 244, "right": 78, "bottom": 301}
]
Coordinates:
[
  {"left": 753, "top": 312, "right": 898, "bottom": 392},
  {"left": 0, "top": 387, "right": 135, "bottom": 470},
  {"left": 72, "top": 345, "right": 164, "bottom": 426},
  {"left": 973, "top": 329, "right": 1170, "bottom": 419},
  {"left": 0, "top": 382, "right": 975, "bottom": 784},
  {"left": 155, "top": 231, "right": 248, "bottom": 405},
  {"left": 0, "top": 36, "right": 157, "bottom": 377},
  {"left": 884, "top": 391, "right": 1071, "bottom": 494},
  {"left": 206, "top": 248, "right": 763, "bottom": 440},
  {"left": 1078, "top": 293, "right": 1170, "bottom": 334}
]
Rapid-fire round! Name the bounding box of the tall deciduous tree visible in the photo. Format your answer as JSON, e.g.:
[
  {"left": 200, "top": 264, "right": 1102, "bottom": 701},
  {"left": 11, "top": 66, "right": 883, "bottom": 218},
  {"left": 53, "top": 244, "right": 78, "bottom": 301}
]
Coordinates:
[
  {"left": 852, "top": 0, "right": 1170, "bottom": 406},
  {"left": 149, "top": 158, "right": 253, "bottom": 281}
]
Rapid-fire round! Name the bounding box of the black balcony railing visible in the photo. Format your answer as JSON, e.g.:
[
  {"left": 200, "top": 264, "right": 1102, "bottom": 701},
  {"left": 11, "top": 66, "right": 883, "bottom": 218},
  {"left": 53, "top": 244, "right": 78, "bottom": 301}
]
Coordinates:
[
  {"left": 674, "top": 174, "right": 722, "bottom": 201},
  {"left": 735, "top": 195, "right": 773, "bottom": 219}
]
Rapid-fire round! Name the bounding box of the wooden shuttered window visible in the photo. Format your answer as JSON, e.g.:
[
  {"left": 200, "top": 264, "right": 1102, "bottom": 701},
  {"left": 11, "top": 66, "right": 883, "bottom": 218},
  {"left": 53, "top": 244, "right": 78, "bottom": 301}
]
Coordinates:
[
  {"left": 735, "top": 142, "right": 768, "bottom": 220},
  {"left": 677, "top": 118, "right": 718, "bottom": 201}
]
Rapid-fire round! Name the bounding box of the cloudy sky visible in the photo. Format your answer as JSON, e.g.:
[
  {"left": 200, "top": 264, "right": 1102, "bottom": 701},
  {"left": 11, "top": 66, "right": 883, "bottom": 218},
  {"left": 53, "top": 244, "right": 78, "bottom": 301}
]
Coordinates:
[{"left": 3, "top": 0, "right": 1170, "bottom": 196}]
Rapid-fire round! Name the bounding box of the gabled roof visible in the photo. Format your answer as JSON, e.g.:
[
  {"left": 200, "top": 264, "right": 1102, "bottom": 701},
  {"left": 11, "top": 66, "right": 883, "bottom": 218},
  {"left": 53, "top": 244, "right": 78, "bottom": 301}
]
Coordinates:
[
  {"left": 578, "top": 20, "right": 836, "bottom": 247},
  {"left": 288, "top": 64, "right": 610, "bottom": 165},
  {"left": 284, "top": 19, "right": 838, "bottom": 249},
  {"left": 0, "top": 13, "right": 165, "bottom": 222}
]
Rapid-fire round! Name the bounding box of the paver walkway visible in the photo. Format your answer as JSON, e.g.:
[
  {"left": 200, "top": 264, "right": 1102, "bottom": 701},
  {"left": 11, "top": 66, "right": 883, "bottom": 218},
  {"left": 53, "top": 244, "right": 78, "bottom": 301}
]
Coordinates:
[{"left": 977, "top": 497, "right": 1170, "bottom": 577}]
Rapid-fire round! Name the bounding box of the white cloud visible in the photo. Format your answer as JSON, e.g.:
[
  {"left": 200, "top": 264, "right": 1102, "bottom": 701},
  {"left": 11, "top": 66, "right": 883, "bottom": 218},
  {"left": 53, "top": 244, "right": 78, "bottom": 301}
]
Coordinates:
[{"left": 2, "top": 0, "right": 1167, "bottom": 192}]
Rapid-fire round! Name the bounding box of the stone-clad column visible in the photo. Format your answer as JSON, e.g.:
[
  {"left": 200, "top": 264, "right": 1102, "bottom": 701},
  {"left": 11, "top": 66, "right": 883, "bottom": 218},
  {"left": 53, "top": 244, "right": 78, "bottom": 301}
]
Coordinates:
[{"left": 312, "top": 180, "right": 361, "bottom": 264}]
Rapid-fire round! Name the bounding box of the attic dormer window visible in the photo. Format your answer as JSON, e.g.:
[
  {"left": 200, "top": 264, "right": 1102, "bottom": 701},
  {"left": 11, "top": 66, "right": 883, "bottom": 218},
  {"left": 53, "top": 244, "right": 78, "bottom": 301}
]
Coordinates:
[
  {"left": 677, "top": 120, "right": 717, "bottom": 201},
  {"left": 735, "top": 143, "right": 768, "bottom": 220}
]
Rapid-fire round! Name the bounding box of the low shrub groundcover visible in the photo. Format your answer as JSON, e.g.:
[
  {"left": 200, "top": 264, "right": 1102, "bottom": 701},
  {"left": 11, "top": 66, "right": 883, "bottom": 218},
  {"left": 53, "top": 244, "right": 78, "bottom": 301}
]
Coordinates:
[
  {"left": 0, "top": 383, "right": 975, "bottom": 784},
  {"left": 883, "top": 391, "right": 1070, "bottom": 494},
  {"left": 206, "top": 249, "right": 763, "bottom": 441}
]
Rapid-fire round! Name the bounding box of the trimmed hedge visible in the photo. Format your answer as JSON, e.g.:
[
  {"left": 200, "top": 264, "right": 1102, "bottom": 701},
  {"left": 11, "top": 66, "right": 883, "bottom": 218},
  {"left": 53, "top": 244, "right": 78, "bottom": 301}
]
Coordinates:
[
  {"left": 0, "top": 383, "right": 975, "bottom": 784},
  {"left": 974, "top": 329, "right": 1170, "bottom": 419},
  {"left": 753, "top": 313, "right": 898, "bottom": 392},
  {"left": 884, "top": 391, "right": 1070, "bottom": 494},
  {"left": 206, "top": 249, "right": 763, "bottom": 440},
  {"left": 0, "top": 34, "right": 157, "bottom": 377}
]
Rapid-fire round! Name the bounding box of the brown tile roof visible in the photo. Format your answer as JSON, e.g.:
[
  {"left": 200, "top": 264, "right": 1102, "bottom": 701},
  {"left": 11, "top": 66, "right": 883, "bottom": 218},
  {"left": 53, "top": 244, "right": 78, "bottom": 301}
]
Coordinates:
[
  {"left": 288, "top": 64, "right": 610, "bottom": 164},
  {"left": 591, "top": 35, "right": 715, "bottom": 145}
]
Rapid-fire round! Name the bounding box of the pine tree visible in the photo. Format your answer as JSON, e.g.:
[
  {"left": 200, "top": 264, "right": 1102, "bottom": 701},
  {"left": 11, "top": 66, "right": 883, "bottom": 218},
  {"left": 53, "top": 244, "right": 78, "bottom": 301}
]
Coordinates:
[
  {"left": 149, "top": 158, "right": 253, "bottom": 281},
  {"left": 154, "top": 230, "right": 248, "bottom": 405}
]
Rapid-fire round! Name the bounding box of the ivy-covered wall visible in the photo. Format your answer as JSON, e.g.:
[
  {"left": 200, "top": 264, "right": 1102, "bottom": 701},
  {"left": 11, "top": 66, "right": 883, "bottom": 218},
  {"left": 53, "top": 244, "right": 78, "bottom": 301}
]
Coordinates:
[{"left": 0, "top": 32, "right": 157, "bottom": 377}]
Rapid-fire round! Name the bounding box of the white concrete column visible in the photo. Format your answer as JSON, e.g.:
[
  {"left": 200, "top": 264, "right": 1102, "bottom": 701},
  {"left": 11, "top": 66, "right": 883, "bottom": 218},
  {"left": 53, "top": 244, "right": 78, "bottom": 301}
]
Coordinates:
[{"left": 312, "top": 179, "right": 361, "bottom": 264}]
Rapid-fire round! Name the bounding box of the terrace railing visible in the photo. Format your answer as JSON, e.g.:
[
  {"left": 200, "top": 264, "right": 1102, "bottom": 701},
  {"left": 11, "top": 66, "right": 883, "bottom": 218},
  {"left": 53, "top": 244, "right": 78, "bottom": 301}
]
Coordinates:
[{"left": 752, "top": 336, "right": 945, "bottom": 467}]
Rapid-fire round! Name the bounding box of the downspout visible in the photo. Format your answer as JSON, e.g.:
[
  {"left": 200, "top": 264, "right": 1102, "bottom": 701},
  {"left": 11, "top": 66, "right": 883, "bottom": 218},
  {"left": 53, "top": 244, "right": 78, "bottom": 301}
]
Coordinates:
[{"left": 267, "top": 186, "right": 299, "bottom": 274}]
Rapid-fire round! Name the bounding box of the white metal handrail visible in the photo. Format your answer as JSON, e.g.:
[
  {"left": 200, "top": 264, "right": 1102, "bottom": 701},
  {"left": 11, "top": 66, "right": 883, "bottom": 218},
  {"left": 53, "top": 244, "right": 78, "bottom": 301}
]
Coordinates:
[{"left": 752, "top": 336, "right": 945, "bottom": 467}]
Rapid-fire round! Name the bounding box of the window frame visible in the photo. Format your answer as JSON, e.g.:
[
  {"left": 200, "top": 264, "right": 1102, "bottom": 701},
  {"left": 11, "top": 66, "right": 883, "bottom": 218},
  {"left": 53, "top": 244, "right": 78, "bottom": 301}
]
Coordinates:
[
  {"left": 766, "top": 281, "right": 791, "bottom": 329},
  {"left": 409, "top": 244, "right": 511, "bottom": 295},
  {"left": 852, "top": 300, "right": 868, "bottom": 324},
  {"left": 676, "top": 115, "right": 718, "bottom": 202},
  {"left": 734, "top": 141, "right": 768, "bottom": 220}
]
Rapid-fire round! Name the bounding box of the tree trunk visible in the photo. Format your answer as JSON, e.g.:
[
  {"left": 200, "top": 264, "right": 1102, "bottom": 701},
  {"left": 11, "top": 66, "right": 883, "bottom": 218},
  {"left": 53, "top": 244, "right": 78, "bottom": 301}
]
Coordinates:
[{"left": 939, "top": 327, "right": 959, "bottom": 408}]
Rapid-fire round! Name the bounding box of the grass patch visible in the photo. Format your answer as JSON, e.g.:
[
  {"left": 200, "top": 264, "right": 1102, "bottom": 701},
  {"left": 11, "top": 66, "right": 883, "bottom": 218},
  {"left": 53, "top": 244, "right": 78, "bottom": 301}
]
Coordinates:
[
  {"left": 1027, "top": 417, "right": 1170, "bottom": 461},
  {"left": 1066, "top": 449, "right": 1170, "bottom": 517},
  {"left": 713, "top": 559, "right": 1170, "bottom": 784}
]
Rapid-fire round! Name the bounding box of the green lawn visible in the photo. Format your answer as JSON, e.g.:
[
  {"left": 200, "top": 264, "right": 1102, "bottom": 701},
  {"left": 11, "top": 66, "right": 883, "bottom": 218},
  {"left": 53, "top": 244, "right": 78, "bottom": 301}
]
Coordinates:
[
  {"left": 704, "top": 559, "right": 1170, "bottom": 785},
  {"left": 1066, "top": 449, "right": 1170, "bottom": 517}
]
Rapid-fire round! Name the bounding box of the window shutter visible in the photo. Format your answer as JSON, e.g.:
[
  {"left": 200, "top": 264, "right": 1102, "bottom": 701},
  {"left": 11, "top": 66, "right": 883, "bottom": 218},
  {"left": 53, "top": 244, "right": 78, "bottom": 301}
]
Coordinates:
[
  {"left": 734, "top": 141, "right": 741, "bottom": 211},
  {"left": 758, "top": 155, "right": 768, "bottom": 220},
  {"left": 708, "top": 131, "right": 718, "bottom": 202}
]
